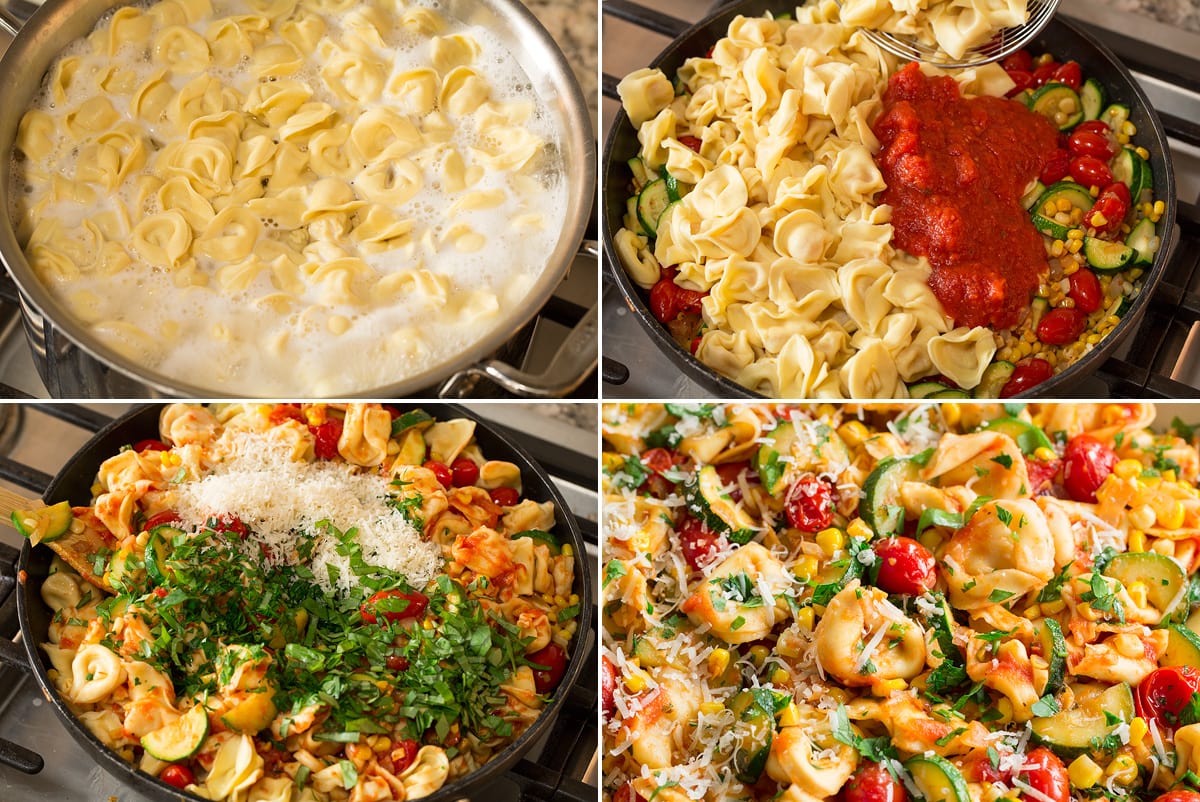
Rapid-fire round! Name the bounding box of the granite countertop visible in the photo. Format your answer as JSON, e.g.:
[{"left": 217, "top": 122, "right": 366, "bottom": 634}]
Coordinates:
[
  {"left": 524, "top": 0, "right": 598, "bottom": 128},
  {"left": 1091, "top": 0, "right": 1200, "bottom": 35}
]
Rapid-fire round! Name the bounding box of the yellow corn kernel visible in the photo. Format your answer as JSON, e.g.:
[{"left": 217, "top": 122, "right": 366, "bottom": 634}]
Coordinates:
[
  {"left": 1127, "top": 581, "right": 1149, "bottom": 608},
  {"left": 1051, "top": 239, "right": 1065, "bottom": 257},
  {"left": 624, "top": 670, "right": 647, "bottom": 694},
  {"left": 1128, "top": 504, "right": 1156, "bottom": 530},
  {"left": 699, "top": 701, "right": 725, "bottom": 716},
  {"left": 817, "top": 528, "right": 845, "bottom": 555},
  {"left": 796, "top": 607, "right": 815, "bottom": 632},
  {"left": 1116, "top": 133, "right": 1131, "bottom": 145},
  {"left": 779, "top": 701, "right": 802, "bottom": 727},
  {"left": 1042, "top": 600, "right": 1067, "bottom": 615},
  {"left": 771, "top": 668, "right": 790, "bottom": 685},
  {"left": 993, "top": 697, "right": 1014, "bottom": 725},
  {"left": 1023, "top": 604, "right": 1041, "bottom": 619},
  {"left": 1128, "top": 529, "right": 1146, "bottom": 553},
  {"left": 1137, "top": 146, "right": 1151, "bottom": 161},
  {"left": 794, "top": 555, "right": 820, "bottom": 582},
  {"left": 1068, "top": 238, "right": 1083, "bottom": 254},
  {"left": 848, "top": 518, "right": 874, "bottom": 541},
  {"left": 1090, "top": 184, "right": 1101, "bottom": 197},
  {"left": 1130, "top": 716, "right": 1149, "bottom": 744},
  {"left": 1157, "top": 500, "right": 1186, "bottom": 530},
  {"left": 561, "top": 543, "right": 574, "bottom": 557},
  {"left": 1154, "top": 200, "right": 1166, "bottom": 216},
  {"left": 876, "top": 678, "right": 907, "bottom": 694},
  {"left": 827, "top": 687, "right": 850, "bottom": 704},
  {"left": 1062, "top": 260, "right": 1080, "bottom": 276},
  {"left": 1034, "top": 447, "right": 1057, "bottom": 462},
  {"left": 1105, "top": 755, "right": 1138, "bottom": 785},
  {"left": 1069, "top": 755, "right": 1104, "bottom": 789},
  {"left": 749, "top": 645, "right": 771, "bottom": 667},
  {"left": 1152, "top": 538, "right": 1177, "bottom": 558},
  {"left": 941, "top": 403, "right": 961, "bottom": 427},
  {"left": 1067, "top": 228, "right": 1084, "bottom": 240},
  {"left": 707, "top": 648, "right": 730, "bottom": 678},
  {"left": 838, "top": 420, "right": 871, "bottom": 448},
  {"left": 1056, "top": 198, "right": 1072, "bottom": 213},
  {"left": 1114, "top": 459, "right": 1144, "bottom": 480},
  {"left": 1122, "top": 121, "right": 1138, "bottom": 136},
  {"left": 1165, "top": 470, "right": 1178, "bottom": 484}
]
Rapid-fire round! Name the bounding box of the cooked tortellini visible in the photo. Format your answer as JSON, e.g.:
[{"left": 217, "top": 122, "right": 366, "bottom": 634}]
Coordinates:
[
  {"left": 839, "top": 0, "right": 1029, "bottom": 60},
  {"left": 13, "top": 0, "right": 565, "bottom": 396}
]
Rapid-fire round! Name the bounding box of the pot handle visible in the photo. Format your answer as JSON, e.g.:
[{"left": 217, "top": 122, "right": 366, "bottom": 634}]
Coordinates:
[
  {"left": 0, "top": 639, "right": 44, "bottom": 774},
  {"left": 0, "top": 0, "right": 38, "bottom": 37}
]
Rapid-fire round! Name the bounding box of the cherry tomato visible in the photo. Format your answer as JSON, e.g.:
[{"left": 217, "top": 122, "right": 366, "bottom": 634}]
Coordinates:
[
  {"left": 1086, "top": 182, "right": 1130, "bottom": 234},
  {"left": 392, "top": 739, "right": 420, "bottom": 774},
  {"left": 1068, "top": 268, "right": 1102, "bottom": 313},
  {"left": 133, "top": 438, "right": 171, "bottom": 453},
  {"left": 648, "top": 268, "right": 706, "bottom": 324},
  {"left": 613, "top": 782, "right": 647, "bottom": 802},
  {"left": 1062, "top": 434, "right": 1119, "bottom": 503},
  {"left": 424, "top": 460, "right": 452, "bottom": 488},
  {"left": 1039, "top": 149, "right": 1070, "bottom": 185},
  {"left": 678, "top": 514, "right": 726, "bottom": 571},
  {"left": 360, "top": 589, "right": 430, "bottom": 625},
  {"left": 211, "top": 514, "right": 249, "bottom": 539},
  {"left": 715, "top": 460, "right": 753, "bottom": 502},
  {"left": 160, "top": 764, "right": 195, "bottom": 790},
  {"left": 843, "top": 760, "right": 908, "bottom": 802},
  {"left": 1024, "top": 457, "right": 1060, "bottom": 495},
  {"left": 690, "top": 335, "right": 703, "bottom": 355},
  {"left": 310, "top": 418, "right": 343, "bottom": 461},
  {"left": 1001, "top": 49, "right": 1034, "bottom": 73},
  {"left": 1000, "top": 358, "right": 1054, "bottom": 397},
  {"left": 489, "top": 486, "right": 520, "bottom": 506},
  {"left": 784, "top": 474, "right": 835, "bottom": 533},
  {"left": 1032, "top": 60, "right": 1060, "bottom": 87},
  {"left": 1069, "top": 155, "right": 1114, "bottom": 189},
  {"left": 1137, "top": 666, "right": 1200, "bottom": 731},
  {"left": 1005, "top": 71, "right": 1033, "bottom": 98},
  {"left": 450, "top": 457, "right": 480, "bottom": 487},
  {"left": 1074, "top": 120, "right": 1112, "bottom": 135},
  {"left": 1037, "top": 307, "right": 1088, "bottom": 346},
  {"left": 143, "top": 510, "right": 182, "bottom": 531},
  {"left": 637, "top": 447, "right": 680, "bottom": 498},
  {"left": 385, "top": 654, "right": 409, "bottom": 671},
  {"left": 1050, "top": 61, "right": 1082, "bottom": 90},
  {"left": 1067, "top": 129, "right": 1116, "bottom": 161},
  {"left": 873, "top": 537, "right": 937, "bottom": 596},
  {"left": 268, "top": 403, "right": 305, "bottom": 425},
  {"left": 678, "top": 135, "right": 702, "bottom": 152},
  {"left": 1154, "top": 792, "right": 1200, "bottom": 802},
  {"left": 1018, "top": 748, "right": 1070, "bottom": 802},
  {"left": 601, "top": 655, "right": 618, "bottom": 719},
  {"left": 528, "top": 643, "right": 567, "bottom": 693}
]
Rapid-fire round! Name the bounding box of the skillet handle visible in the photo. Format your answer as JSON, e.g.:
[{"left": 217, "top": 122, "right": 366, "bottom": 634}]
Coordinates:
[
  {"left": 0, "top": 639, "right": 44, "bottom": 774},
  {"left": 0, "top": 636, "right": 29, "bottom": 672}
]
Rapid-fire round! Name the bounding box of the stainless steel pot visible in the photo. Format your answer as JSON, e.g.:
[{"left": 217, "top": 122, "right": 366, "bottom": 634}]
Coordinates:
[{"left": 0, "top": 0, "right": 596, "bottom": 398}]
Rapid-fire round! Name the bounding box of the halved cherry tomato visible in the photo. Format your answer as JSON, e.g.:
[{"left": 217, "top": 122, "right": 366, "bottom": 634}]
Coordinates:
[
  {"left": 678, "top": 135, "right": 702, "bottom": 152},
  {"left": 1025, "top": 457, "right": 1060, "bottom": 495},
  {"left": 1032, "top": 60, "right": 1060, "bottom": 87},
  {"left": 1050, "top": 61, "right": 1082, "bottom": 90},
  {"left": 1137, "top": 666, "right": 1200, "bottom": 731},
  {"left": 144, "top": 510, "right": 182, "bottom": 531},
  {"left": 1085, "top": 182, "right": 1130, "bottom": 234},
  {"left": 873, "top": 537, "right": 937, "bottom": 596},
  {"left": 489, "top": 486, "right": 520, "bottom": 506},
  {"left": 392, "top": 739, "right": 420, "bottom": 774},
  {"left": 1062, "top": 434, "right": 1118, "bottom": 503},
  {"left": 269, "top": 403, "right": 305, "bottom": 425},
  {"left": 613, "top": 782, "right": 647, "bottom": 802},
  {"left": 1155, "top": 792, "right": 1200, "bottom": 802},
  {"left": 1017, "top": 748, "right": 1070, "bottom": 802},
  {"left": 637, "top": 447, "right": 680, "bottom": 498},
  {"left": 690, "top": 335, "right": 703, "bottom": 355},
  {"left": 678, "top": 514, "right": 726, "bottom": 571},
  {"left": 386, "top": 654, "right": 409, "bottom": 671},
  {"left": 1039, "top": 148, "right": 1070, "bottom": 185},
  {"left": 1067, "top": 129, "right": 1116, "bottom": 161},
  {"left": 1069, "top": 155, "right": 1114, "bottom": 189},
  {"left": 160, "top": 764, "right": 195, "bottom": 790},
  {"left": 528, "top": 643, "right": 567, "bottom": 693},
  {"left": 450, "top": 457, "right": 480, "bottom": 487},
  {"left": 424, "top": 460, "right": 452, "bottom": 488},
  {"left": 211, "top": 514, "right": 249, "bottom": 540},
  {"left": 1075, "top": 120, "right": 1112, "bottom": 135},
  {"left": 360, "top": 589, "right": 430, "bottom": 625},
  {"left": 843, "top": 760, "right": 909, "bottom": 802},
  {"left": 1037, "top": 307, "right": 1088, "bottom": 346},
  {"left": 1001, "top": 49, "right": 1034, "bottom": 73},
  {"left": 1005, "top": 71, "right": 1034, "bottom": 97},
  {"left": 1000, "top": 358, "right": 1054, "bottom": 397},
  {"left": 715, "top": 461, "right": 754, "bottom": 502},
  {"left": 648, "top": 268, "right": 706, "bottom": 324},
  {"left": 310, "top": 418, "right": 343, "bottom": 460},
  {"left": 784, "top": 474, "right": 835, "bottom": 533},
  {"left": 1068, "top": 268, "right": 1102, "bottom": 313},
  {"left": 133, "top": 439, "right": 171, "bottom": 453},
  {"left": 601, "top": 655, "right": 618, "bottom": 719}
]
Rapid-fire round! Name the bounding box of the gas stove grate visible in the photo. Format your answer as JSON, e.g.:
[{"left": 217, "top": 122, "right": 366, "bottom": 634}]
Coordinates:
[
  {"left": 0, "top": 404, "right": 598, "bottom": 802},
  {"left": 602, "top": 0, "right": 1200, "bottom": 398}
]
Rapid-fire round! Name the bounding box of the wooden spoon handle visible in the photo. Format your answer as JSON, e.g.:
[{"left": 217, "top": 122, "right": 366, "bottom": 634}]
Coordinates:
[
  {"left": 0, "top": 486, "right": 40, "bottom": 521},
  {"left": 0, "top": 488, "right": 111, "bottom": 592}
]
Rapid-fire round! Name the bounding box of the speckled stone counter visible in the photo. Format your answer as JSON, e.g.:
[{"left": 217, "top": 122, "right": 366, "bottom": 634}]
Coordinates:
[
  {"left": 1088, "top": 0, "right": 1200, "bottom": 35},
  {"left": 525, "top": 0, "right": 598, "bottom": 127}
]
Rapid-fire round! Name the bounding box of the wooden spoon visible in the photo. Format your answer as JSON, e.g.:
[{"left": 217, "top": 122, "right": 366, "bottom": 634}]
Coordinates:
[{"left": 0, "top": 488, "right": 112, "bottom": 592}]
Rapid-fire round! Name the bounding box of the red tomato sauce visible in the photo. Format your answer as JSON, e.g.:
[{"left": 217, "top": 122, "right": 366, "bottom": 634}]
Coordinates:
[{"left": 873, "top": 64, "right": 1060, "bottom": 328}]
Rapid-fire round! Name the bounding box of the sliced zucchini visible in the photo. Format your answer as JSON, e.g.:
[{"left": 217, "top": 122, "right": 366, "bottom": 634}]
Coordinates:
[
  {"left": 1012, "top": 89, "right": 1034, "bottom": 109},
  {"left": 930, "top": 389, "right": 971, "bottom": 398},
  {"left": 391, "top": 409, "right": 434, "bottom": 436},
  {"left": 1080, "top": 78, "right": 1106, "bottom": 120},
  {"left": 394, "top": 428, "right": 427, "bottom": 466},
  {"left": 1100, "top": 103, "right": 1131, "bottom": 131},
  {"left": 905, "top": 754, "right": 970, "bottom": 802},
  {"left": 1020, "top": 180, "right": 1046, "bottom": 211},
  {"left": 729, "top": 690, "right": 773, "bottom": 784},
  {"left": 979, "top": 416, "right": 1055, "bottom": 455},
  {"left": 1083, "top": 237, "right": 1136, "bottom": 273},
  {"left": 1187, "top": 606, "right": 1200, "bottom": 639},
  {"left": 909, "top": 381, "right": 953, "bottom": 399},
  {"left": 1162, "top": 623, "right": 1200, "bottom": 668},
  {"left": 752, "top": 421, "right": 848, "bottom": 498},
  {"left": 973, "top": 362, "right": 1015, "bottom": 399},
  {"left": 1030, "top": 297, "right": 1050, "bottom": 329},
  {"left": 753, "top": 421, "right": 801, "bottom": 496},
  {"left": 683, "top": 465, "right": 757, "bottom": 544},
  {"left": 11, "top": 500, "right": 73, "bottom": 545},
  {"left": 860, "top": 455, "right": 921, "bottom": 538},
  {"left": 1103, "top": 552, "right": 1186, "bottom": 623},
  {"left": 1031, "top": 84, "right": 1085, "bottom": 130},
  {"left": 1031, "top": 181, "right": 1093, "bottom": 239},
  {"left": 1031, "top": 682, "right": 1133, "bottom": 759},
  {"left": 625, "top": 195, "right": 649, "bottom": 237},
  {"left": 1031, "top": 213, "right": 1072, "bottom": 241},
  {"left": 1111, "top": 148, "right": 1151, "bottom": 199},
  {"left": 627, "top": 156, "right": 649, "bottom": 189},
  {"left": 632, "top": 636, "right": 661, "bottom": 668},
  {"left": 659, "top": 165, "right": 681, "bottom": 202},
  {"left": 656, "top": 200, "right": 680, "bottom": 237},
  {"left": 636, "top": 180, "right": 671, "bottom": 236},
  {"left": 141, "top": 703, "right": 209, "bottom": 762},
  {"left": 220, "top": 691, "right": 277, "bottom": 735},
  {"left": 1036, "top": 618, "right": 1067, "bottom": 696},
  {"left": 1126, "top": 218, "right": 1160, "bottom": 266},
  {"left": 512, "top": 529, "right": 562, "bottom": 555},
  {"left": 1116, "top": 297, "right": 1133, "bottom": 317}
]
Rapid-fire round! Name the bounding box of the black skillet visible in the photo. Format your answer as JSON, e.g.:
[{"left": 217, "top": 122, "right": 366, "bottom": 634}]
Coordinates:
[
  {"left": 0, "top": 403, "right": 592, "bottom": 801},
  {"left": 602, "top": 1, "right": 1177, "bottom": 398}
]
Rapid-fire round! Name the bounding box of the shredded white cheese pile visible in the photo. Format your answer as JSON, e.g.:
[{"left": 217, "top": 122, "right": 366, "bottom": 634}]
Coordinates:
[{"left": 171, "top": 433, "right": 440, "bottom": 596}]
